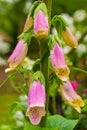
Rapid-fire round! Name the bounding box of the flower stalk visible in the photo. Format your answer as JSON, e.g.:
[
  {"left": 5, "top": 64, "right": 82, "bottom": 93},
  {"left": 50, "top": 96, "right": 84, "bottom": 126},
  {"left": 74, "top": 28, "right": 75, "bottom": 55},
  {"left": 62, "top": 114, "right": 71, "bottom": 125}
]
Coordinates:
[
  {"left": 39, "top": 0, "right": 52, "bottom": 126},
  {"left": 40, "top": 40, "right": 49, "bottom": 126}
]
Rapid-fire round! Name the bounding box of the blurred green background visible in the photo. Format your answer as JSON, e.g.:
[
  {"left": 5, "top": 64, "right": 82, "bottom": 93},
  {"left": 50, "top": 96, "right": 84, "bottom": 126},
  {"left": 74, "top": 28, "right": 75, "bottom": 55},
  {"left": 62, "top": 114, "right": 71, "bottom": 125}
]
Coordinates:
[{"left": 0, "top": 0, "right": 87, "bottom": 130}]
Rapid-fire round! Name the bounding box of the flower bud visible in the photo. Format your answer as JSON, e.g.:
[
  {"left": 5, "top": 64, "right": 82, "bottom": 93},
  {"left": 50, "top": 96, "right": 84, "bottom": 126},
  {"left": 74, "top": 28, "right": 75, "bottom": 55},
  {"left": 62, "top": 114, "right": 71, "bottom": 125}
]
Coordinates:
[
  {"left": 23, "top": 16, "right": 33, "bottom": 31},
  {"left": 60, "top": 81, "right": 84, "bottom": 113},
  {"left": 26, "top": 80, "right": 46, "bottom": 125},
  {"left": 5, "top": 39, "right": 28, "bottom": 72},
  {"left": 50, "top": 43, "right": 70, "bottom": 81},
  {"left": 34, "top": 11, "right": 49, "bottom": 38},
  {"left": 62, "top": 27, "right": 78, "bottom": 47}
]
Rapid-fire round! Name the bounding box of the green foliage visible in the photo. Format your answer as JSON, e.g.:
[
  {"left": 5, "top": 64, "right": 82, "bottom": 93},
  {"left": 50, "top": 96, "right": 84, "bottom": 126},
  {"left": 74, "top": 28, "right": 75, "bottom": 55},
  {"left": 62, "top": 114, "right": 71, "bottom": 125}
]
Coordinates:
[
  {"left": 70, "top": 67, "right": 87, "bottom": 74},
  {"left": 1, "top": 0, "right": 87, "bottom": 130},
  {"left": 47, "top": 115, "right": 78, "bottom": 130},
  {"left": 52, "top": 0, "right": 87, "bottom": 16},
  {"left": 24, "top": 121, "right": 58, "bottom": 130},
  {"left": 29, "top": 1, "right": 41, "bottom": 17},
  {"left": 9, "top": 101, "right": 27, "bottom": 114},
  {"left": 18, "top": 28, "right": 34, "bottom": 44},
  {"left": 30, "top": 71, "right": 45, "bottom": 86},
  {"left": 34, "top": 2, "right": 48, "bottom": 18},
  {"left": 51, "top": 15, "right": 67, "bottom": 38},
  {"left": 24, "top": 115, "right": 78, "bottom": 130}
]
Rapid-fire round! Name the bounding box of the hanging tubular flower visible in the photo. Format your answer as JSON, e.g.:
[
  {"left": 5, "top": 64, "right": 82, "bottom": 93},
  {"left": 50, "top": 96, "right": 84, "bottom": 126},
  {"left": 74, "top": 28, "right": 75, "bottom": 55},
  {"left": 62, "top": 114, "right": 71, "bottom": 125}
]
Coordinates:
[
  {"left": 5, "top": 39, "right": 28, "bottom": 72},
  {"left": 60, "top": 81, "right": 84, "bottom": 113},
  {"left": 62, "top": 27, "right": 78, "bottom": 47},
  {"left": 26, "top": 80, "right": 46, "bottom": 125},
  {"left": 34, "top": 10, "right": 49, "bottom": 38},
  {"left": 50, "top": 43, "right": 70, "bottom": 81},
  {"left": 71, "top": 80, "right": 78, "bottom": 91}
]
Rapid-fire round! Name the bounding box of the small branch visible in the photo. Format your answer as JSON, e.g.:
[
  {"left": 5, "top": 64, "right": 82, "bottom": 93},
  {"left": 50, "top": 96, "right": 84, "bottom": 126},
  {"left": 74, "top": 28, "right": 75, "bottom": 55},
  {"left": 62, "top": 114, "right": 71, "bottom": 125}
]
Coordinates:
[{"left": 78, "top": 30, "right": 87, "bottom": 43}]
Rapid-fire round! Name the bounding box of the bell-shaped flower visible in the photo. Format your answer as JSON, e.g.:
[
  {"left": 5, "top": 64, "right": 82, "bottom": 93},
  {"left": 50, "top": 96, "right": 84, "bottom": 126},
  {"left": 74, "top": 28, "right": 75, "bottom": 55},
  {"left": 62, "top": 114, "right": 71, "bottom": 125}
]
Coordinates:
[
  {"left": 26, "top": 80, "right": 46, "bottom": 125},
  {"left": 62, "top": 27, "right": 78, "bottom": 47},
  {"left": 71, "top": 80, "right": 78, "bottom": 91},
  {"left": 60, "top": 81, "right": 84, "bottom": 113},
  {"left": 50, "top": 43, "right": 70, "bottom": 81},
  {"left": 5, "top": 39, "right": 28, "bottom": 72},
  {"left": 34, "top": 10, "right": 49, "bottom": 38}
]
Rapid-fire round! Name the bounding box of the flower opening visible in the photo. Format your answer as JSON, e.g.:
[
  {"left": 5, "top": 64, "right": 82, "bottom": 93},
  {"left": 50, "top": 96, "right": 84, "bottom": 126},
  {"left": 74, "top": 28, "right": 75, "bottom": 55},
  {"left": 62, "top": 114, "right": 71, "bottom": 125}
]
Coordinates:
[{"left": 26, "top": 80, "right": 46, "bottom": 125}]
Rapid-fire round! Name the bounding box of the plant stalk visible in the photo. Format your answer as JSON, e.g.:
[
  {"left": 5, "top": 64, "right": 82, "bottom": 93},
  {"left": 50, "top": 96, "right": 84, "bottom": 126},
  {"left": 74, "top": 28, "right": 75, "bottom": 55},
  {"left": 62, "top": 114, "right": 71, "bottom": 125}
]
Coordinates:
[{"left": 40, "top": 0, "right": 52, "bottom": 127}]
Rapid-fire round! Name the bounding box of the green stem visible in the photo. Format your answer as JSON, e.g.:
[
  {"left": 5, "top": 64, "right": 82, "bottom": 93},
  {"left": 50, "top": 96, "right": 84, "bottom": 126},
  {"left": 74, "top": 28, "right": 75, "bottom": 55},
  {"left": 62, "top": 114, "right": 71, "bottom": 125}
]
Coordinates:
[
  {"left": 52, "top": 95, "right": 56, "bottom": 114},
  {"left": 40, "top": 0, "right": 52, "bottom": 127},
  {"left": 40, "top": 39, "right": 49, "bottom": 126},
  {"left": 42, "top": 0, "right": 52, "bottom": 21}
]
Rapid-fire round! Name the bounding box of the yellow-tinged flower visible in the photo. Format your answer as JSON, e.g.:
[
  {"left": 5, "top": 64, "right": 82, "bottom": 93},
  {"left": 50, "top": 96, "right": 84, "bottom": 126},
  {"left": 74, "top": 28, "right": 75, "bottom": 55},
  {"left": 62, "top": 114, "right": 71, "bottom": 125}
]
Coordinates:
[
  {"left": 5, "top": 39, "right": 28, "bottom": 72},
  {"left": 50, "top": 43, "right": 70, "bottom": 81},
  {"left": 34, "top": 11, "right": 49, "bottom": 38},
  {"left": 23, "top": 16, "right": 33, "bottom": 31},
  {"left": 60, "top": 81, "right": 84, "bottom": 113},
  {"left": 62, "top": 27, "right": 78, "bottom": 48}
]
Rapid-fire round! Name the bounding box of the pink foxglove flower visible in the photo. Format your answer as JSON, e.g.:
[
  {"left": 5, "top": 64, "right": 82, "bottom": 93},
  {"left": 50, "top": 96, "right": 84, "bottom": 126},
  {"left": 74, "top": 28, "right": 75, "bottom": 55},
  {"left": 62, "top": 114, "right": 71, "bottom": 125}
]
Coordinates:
[
  {"left": 5, "top": 39, "right": 28, "bottom": 72},
  {"left": 50, "top": 43, "right": 70, "bottom": 81},
  {"left": 71, "top": 80, "right": 78, "bottom": 91},
  {"left": 34, "top": 11, "right": 49, "bottom": 38},
  {"left": 62, "top": 27, "right": 78, "bottom": 47},
  {"left": 26, "top": 80, "right": 46, "bottom": 125},
  {"left": 60, "top": 81, "right": 84, "bottom": 113}
]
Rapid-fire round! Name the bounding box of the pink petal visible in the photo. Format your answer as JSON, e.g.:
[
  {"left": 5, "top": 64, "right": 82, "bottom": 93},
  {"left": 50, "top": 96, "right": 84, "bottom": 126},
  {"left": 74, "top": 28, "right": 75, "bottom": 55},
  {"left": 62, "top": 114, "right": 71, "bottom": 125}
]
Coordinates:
[{"left": 34, "top": 11, "right": 48, "bottom": 37}]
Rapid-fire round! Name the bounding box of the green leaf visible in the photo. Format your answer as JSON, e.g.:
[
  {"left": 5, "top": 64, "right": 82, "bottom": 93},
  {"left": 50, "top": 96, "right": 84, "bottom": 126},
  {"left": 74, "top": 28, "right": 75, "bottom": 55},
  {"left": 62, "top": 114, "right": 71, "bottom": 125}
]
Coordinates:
[
  {"left": 18, "top": 28, "right": 34, "bottom": 44},
  {"left": 30, "top": 71, "right": 45, "bottom": 86},
  {"left": 24, "top": 115, "right": 78, "bottom": 130},
  {"left": 24, "top": 121, "right": 58, "bottom": 130},
  {"left": 49, "top": 75, "right": 59, "bottom": 96},
  {"left": 51, "top": 15, "right": 67, "bottom": 38},
  {"left": 21, "top": 84, "right": 29, "bottom": 95},
  {"left": 34, "top": 2, "right": 48, "bottom": 18},
  {"left": 29, "top": 1, "right": 41, "bottom": 17},
  {"left": 24, "top": 122, "right": 40, "bottom": 130},
  {"left": 70, "top": 67, "right": 87, "bottom": 74},
  {"left": 9, "top": 101, "right": 27, "bottom": 114},
  {"left": 47, "top": 115, "right": 79, "bottom": 130}
]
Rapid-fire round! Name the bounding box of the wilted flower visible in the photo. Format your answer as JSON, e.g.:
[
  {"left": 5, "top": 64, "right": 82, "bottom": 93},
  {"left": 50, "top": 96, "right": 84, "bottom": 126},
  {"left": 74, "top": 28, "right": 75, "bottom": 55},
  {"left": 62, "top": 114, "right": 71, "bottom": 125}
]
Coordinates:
[
  {"left": 50, "top": 43, "right": 70, "bottom": 81},
  {"left": 5, "top": 39, "right": 28, "bottom": 72},
  {"left": 34, "top": 10, "right": 49, "bottom": 38},
  {"left": 60, "top": 81, "right": 84, "bottom": 113},
  {"left": 26, "top": 80, "right": 46, "bottom": 125},
  {"left": 71, "top": 80, "right": 78, "bottom": 91},
  {"left": 62, "top": 27, "right": 78, "bottom": 47}
]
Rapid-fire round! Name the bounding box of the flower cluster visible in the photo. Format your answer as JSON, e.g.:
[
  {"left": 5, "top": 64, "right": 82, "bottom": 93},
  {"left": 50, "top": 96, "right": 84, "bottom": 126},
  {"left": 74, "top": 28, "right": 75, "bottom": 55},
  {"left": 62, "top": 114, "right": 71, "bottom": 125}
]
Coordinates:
[
  {"left": 5, "top": 1, "right": 84, "bottom": 126},
  {"left": 50, "top": 42, "right": 84, "bottom": 113}
]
